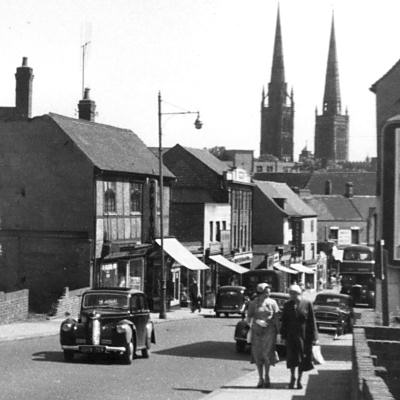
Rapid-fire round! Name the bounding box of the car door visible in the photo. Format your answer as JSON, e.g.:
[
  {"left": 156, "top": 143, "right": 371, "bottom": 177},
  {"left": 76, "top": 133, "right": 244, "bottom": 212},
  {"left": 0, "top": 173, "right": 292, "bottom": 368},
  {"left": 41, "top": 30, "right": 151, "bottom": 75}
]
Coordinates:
[{"left": 131, "top": 294, "right": 148, "bottom": 348}]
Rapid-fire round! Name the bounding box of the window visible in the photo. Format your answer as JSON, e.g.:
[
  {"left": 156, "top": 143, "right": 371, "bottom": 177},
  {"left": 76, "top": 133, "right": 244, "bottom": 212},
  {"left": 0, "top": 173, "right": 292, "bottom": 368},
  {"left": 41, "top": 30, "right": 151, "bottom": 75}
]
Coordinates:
[
  {"left": 311, "top": 243, "right": 315, "bottom": 259},
  {"left": 209, "top": 221, "right": 214, "bottom": 242},
  {"left": 256, "top": 165, "right": 263, "bottom": 172},
  {"left": 216, "top": 221, "right": 221, "bottom": 242},
  {"left": 311, "top": 220, "right": 315, "bottom": 233},
  {"left": 329, "top": 228, "right": 338, "bottom": 240},
  {"left": 267, "top": 166, "right": 274, "bottom": 172},
  {"left": 302, "top": 220, "right": 305, "bottom": 234},
  {"left": 222, "top": 221, "right": 227, "bottom": 231},
  {"left": 130, "top": 183, "right": 142, "bottom": 213},
  {"left": 104, "top": 182, "right": 116, "bottom": 213},
  {"left": 351, "top": 228, "right": 360, "bottom": 244},
  {"left": 301, "top": 244, "right": 305, "bottom": 259}
]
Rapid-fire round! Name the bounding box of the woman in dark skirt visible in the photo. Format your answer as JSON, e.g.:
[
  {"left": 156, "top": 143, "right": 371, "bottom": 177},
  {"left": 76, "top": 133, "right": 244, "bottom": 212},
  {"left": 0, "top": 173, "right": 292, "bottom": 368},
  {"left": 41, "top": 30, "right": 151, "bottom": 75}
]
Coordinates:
[{"left": 280, "top": 284, "right": 318, "bottom": 389}]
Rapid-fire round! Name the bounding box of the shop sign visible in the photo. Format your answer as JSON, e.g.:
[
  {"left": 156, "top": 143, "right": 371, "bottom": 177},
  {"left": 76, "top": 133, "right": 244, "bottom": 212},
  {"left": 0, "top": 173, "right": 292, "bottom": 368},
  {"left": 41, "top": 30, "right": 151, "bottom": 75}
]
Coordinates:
[{"left": 338, "top": 229, "right": 351, "bottom": 246}]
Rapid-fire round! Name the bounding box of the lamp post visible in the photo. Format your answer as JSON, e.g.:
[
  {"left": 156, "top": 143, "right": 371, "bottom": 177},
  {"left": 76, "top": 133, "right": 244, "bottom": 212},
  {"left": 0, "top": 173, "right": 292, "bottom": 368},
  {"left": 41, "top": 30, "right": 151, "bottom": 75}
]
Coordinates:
[{"left": 158, "top": 91, "right": 202, "bottom": 319}]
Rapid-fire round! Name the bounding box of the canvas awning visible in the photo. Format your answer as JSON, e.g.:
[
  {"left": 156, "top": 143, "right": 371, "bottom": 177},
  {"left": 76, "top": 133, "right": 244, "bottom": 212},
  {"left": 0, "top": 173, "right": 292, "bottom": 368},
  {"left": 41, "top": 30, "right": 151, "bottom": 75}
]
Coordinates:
[
  {"left": 290, "top": 263, "right": 315, "bottom": 274},
  {"left": 209, "top": 255, "right": 249, "bottom": 274},
  {"left": 273, "top": 263, "right": 298, "bottom": 274},
  {"left": 155, "top": 238, "right": 209, "bottom": 270}
]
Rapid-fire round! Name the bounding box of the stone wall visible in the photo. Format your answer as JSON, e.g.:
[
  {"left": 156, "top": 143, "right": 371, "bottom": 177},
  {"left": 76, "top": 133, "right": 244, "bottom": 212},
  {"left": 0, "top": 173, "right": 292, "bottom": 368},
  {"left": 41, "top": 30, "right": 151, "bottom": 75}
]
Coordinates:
[
  {"left": 48, "top": 287, "right": 89, "bottom": 319},
  {"left": 0, "top": 289, "right": 28, "bottom": 324}
]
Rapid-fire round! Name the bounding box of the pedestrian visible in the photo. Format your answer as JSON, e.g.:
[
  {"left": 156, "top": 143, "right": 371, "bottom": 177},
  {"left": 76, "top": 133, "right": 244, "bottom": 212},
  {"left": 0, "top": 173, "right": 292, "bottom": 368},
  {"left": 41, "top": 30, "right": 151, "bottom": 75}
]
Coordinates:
[
  {"left": 246, "top": 282, "right": 280, "bottom": 389},
  {"left": 189, "top": 279, "right": 201, "bottom": 313},
  {"left": 280, "top": 284, "right": 319, "bottom": 389}
]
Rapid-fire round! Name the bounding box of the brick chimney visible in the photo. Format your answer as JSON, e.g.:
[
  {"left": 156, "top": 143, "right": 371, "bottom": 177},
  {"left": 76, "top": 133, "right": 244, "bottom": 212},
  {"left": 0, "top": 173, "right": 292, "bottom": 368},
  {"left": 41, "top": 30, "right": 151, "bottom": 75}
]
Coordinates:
[
  {"left": 15, "top": 57, "right": 33, "bottom": 118},
  {"left": 345, "top": 181, "right": 354, "bottom": 198},
  {"left": 325, "top": 180, "right": 332, "bottom": 195},
  {"left": 78, "top": 88, "right": 96, "bottom": 122}
]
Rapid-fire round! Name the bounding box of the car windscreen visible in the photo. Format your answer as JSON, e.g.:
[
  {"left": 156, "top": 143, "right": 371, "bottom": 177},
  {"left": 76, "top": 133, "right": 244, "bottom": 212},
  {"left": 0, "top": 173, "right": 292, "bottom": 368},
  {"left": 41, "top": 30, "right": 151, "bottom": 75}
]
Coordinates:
[
  {"left": 314, "top": 296, "right": 348, "bottom": 308},
  {"left": 82, "top": 293, "right": 129, "bottom": 309}
]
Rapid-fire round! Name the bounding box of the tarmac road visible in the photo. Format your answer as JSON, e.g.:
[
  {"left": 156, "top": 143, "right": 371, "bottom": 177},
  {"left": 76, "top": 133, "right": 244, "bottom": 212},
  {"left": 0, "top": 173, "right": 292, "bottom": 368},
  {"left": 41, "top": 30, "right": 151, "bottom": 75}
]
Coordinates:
[{"left": 0, "top": 315, "right": 351, "bottom": 400}]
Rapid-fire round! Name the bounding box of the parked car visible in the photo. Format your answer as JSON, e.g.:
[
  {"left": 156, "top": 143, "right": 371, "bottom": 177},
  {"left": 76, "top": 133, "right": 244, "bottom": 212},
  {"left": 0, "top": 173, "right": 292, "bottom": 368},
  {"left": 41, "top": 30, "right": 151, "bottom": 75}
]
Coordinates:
[
  {"left": 214, "top": 286, "right": 248, "bottom": 318},
  {"left": 234, "top": 292, "right": 289, "bottom": 353},
  {"left": 60, "top": 288, "right": 156, "bottom": 364},
  {"left": 313, "top": 291, "right": 354, "bottom": 336}
]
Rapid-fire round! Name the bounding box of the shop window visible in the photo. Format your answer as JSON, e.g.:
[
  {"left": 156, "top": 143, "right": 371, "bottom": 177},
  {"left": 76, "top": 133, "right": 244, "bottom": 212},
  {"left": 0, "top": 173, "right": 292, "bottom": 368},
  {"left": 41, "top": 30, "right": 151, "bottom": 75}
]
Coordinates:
[
  {"left": 130, "top": 183, "right": 143, "bottom": 213},
  {"left": 104, "top": 182, "right": 116, "bottom": 213}
]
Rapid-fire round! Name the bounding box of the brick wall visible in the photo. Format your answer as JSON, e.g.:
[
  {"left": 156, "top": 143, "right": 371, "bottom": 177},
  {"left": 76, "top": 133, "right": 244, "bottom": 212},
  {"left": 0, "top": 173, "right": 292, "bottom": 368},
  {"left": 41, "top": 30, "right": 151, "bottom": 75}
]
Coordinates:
[
  {"left": 352, "top": 309, "right": 398, "bottom": 400},
  {"left": 48, "top": 286, "right": 90, "bottom": 319},
  {"left": 0, "top": 289, "right": 28, "bottom": 324}
]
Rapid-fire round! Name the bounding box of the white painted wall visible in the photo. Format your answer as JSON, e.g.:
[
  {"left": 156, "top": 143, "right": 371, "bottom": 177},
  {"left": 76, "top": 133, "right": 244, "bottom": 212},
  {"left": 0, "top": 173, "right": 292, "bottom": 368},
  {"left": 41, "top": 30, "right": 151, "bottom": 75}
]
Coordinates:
[{"left": 203, "top": 203, "right": 231, "bottom": 250}]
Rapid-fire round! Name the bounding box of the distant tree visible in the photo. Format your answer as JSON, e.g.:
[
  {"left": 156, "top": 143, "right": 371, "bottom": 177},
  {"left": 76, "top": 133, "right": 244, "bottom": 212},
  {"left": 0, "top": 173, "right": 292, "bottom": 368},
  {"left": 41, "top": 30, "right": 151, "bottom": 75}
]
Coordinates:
[{"left": 208, "top": 146, "right": 227, "bottom": 160}]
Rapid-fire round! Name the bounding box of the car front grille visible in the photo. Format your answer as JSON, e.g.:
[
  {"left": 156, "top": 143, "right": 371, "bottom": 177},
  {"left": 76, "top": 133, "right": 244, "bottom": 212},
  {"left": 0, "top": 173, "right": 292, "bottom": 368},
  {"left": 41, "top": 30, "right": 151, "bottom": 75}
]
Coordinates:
[{"left": 316, "top": 312, "right": 339, "bottom": 322}]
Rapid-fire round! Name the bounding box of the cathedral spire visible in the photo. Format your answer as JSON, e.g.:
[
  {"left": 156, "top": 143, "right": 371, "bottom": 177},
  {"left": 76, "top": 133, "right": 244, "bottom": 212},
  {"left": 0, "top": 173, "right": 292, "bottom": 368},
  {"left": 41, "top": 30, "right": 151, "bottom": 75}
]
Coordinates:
[
  {"left": 322, "top": 13, "right": 341, "bottom": 115},
  {"left": 270, "top": 6, "right": 285, "bottom": 84}
]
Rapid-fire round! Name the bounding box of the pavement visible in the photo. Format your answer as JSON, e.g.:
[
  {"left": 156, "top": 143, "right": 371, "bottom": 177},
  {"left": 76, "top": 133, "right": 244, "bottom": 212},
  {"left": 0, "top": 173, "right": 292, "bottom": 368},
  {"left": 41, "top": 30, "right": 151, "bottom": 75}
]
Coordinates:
[{"left": 0, "top": 307, "right": 214, "bottom": 343}]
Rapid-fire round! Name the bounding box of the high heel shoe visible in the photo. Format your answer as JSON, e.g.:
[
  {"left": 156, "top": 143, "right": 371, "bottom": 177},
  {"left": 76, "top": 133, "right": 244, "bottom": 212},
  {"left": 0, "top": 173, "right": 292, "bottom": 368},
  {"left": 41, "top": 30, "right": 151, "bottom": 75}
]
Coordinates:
[
  {"left": 297, "top": 380, "right": 303, "bottom": 390},
  {"left": 289, "top": 377, "right": 295, "bottom": 389}
]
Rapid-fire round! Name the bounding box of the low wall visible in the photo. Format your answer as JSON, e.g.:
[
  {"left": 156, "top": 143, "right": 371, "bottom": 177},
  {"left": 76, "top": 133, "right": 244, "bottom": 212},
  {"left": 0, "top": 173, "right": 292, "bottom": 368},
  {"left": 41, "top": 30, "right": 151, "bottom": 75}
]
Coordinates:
[
  {"left": 352, "top": 309, "right": 399, "bottom": 400},
  {"left": 0, "top": 289, "right": 29, "bottom": 324},
  {"left": 48, "top": 287, "right": 89, "bottom": 319}
]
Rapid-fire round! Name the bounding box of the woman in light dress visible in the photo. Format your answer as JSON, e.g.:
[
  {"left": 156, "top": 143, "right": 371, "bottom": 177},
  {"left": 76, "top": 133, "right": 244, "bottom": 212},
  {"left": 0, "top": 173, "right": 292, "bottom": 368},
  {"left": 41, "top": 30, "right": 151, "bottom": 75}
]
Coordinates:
[{"left": 246, "top": 282, "right": 279, "bottom": 388}]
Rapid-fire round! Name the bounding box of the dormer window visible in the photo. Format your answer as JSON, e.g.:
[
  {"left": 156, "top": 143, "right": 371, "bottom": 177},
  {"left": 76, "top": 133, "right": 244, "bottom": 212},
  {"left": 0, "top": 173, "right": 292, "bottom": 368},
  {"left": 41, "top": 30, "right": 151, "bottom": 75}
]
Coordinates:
[{"left": 104, "top": 182, "right": 116, "bottom": 213}]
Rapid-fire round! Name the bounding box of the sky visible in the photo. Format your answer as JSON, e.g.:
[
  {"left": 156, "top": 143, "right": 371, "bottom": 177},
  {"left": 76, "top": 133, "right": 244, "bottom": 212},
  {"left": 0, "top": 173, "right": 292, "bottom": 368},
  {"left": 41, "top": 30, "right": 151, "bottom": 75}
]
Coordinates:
[{"left": 0, "top": 0, "right": 399, "bottom": 160}]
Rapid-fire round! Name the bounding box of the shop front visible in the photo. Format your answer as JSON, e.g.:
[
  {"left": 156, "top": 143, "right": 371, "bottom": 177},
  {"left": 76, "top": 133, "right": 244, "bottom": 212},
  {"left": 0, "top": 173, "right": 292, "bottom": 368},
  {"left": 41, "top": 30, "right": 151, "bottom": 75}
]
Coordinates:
[{"left": 290, "top": 263, "right": 317, "bottom": 289}]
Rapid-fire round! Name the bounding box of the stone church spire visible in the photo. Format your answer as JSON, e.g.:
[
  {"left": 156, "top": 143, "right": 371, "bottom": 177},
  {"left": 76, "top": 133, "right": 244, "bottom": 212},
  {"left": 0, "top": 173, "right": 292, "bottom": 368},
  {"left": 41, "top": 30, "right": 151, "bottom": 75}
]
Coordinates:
[
  {"left": 322, "top": 14, "right": 341, "bottom": 115},
  {"left": 314, "top": 12, "right": 349, "bottom": 165},
  {"left": 270, "top": 6, "right": 285, "bottom": 85},
  {"left": 260, "top": 6, "right": 294, "bottom": 161}
]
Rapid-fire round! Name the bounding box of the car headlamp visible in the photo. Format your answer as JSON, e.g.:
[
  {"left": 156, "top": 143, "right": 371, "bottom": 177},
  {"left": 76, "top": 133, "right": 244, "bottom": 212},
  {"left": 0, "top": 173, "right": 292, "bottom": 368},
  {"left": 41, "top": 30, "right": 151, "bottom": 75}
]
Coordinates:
[
  {"left": 116, "top": 323, "right": 129, "bottom": 333},
  {"left": 61, "top": 322, "right": 74, "bottom": 332}
]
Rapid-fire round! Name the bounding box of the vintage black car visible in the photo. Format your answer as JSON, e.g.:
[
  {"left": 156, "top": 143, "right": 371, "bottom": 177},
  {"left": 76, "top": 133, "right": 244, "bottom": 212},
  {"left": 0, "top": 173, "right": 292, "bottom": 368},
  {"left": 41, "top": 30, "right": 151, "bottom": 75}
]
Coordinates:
[
  {"left": 214, "top": 286, "right": 248, "bottom": 318},
  {"left": 60, "top": 288, "right": 155, "bottom": 364},
  {"left": 234, "top": 292, "right": 289, "bottom": 353},
  {"left": 314, "top": 292, "right": 354, "bottom": 336}
]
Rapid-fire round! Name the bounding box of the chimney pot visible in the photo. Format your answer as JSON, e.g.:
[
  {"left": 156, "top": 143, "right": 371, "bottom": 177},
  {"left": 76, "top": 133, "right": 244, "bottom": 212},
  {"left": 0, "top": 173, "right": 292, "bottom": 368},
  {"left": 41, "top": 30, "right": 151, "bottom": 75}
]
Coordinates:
[
  {"left": 78, "top": 87, "right": 96, "bottom": 122},
  {"left": 22, "top": 57, "right": 28, "bottom": 66},
  {"left": 15, "top": 57, "right": 34, "bottom": 118},
  {"left": 83, "top": 88, "right": 90, "bottom": 100}
]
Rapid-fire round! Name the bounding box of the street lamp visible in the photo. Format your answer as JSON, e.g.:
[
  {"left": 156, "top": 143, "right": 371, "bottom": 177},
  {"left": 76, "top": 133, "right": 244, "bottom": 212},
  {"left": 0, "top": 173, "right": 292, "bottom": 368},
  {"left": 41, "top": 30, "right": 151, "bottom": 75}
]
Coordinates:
[{"left": 158, "top": 91, "right": 202, "bottom": 319}]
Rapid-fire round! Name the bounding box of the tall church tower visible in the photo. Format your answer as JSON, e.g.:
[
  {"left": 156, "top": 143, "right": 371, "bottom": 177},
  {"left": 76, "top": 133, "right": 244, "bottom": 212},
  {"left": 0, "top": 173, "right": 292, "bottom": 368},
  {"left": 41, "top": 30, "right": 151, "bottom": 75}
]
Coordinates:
[
  {"left": 314, "top": 14, "right": 349, "bottom": 165},
  {"left": 260, "top": 8, "right": 294, "bottom": 161}
]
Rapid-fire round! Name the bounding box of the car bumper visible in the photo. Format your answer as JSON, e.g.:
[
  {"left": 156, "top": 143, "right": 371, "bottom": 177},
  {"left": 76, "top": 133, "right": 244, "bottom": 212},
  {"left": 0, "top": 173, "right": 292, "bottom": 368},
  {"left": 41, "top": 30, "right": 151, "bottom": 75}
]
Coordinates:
[
  {"left": 62, "top": 344, "right": 126, "bottom": 353},
  {"left": 316, "top": 321, "right": 342, "bottom": 330}
]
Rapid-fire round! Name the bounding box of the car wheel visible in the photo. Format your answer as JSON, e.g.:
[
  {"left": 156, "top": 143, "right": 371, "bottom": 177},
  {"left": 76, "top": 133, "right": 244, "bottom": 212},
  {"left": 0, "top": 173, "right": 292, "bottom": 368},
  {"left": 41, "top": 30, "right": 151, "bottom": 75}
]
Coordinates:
[
  {"left": 63, "top": 350, "right": 74, "bottom": 362},
  {"left": 123, "top": 338, "right": 135, "bottom": 365},
  {"left": 215, "top": 312, "right": 220, "bottom": 318},
  {"left": 236, "top": 341, "right": 246, "bottom": 353}
]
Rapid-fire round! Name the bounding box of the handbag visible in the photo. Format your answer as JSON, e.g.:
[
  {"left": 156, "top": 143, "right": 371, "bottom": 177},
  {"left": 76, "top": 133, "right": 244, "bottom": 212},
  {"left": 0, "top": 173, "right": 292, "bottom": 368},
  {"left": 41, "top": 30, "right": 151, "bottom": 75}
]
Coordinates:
[{"left": 312, "top": 344, "right": 325, "bottom": 365}]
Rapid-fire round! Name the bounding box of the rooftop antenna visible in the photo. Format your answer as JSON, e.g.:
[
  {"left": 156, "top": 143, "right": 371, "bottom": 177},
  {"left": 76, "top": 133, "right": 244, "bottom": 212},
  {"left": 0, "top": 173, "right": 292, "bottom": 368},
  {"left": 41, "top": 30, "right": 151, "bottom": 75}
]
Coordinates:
[{"left": 80, "top": 22, "right": 92, "bottom": 98}]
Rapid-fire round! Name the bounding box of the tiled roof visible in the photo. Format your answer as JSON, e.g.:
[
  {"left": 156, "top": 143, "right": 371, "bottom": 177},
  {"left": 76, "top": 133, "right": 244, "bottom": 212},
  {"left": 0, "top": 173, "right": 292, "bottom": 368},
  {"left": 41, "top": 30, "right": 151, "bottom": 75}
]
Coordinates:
[
  {"left": 183, "top": 146, "right": 229, "bottom": 176},
  {"left": 48, "top": 113, "right": 174, "bottom": 178},
  {"left": 349, "top": 196, "right": 377, "bottom": 219},
  {"left": 254, "top": 180, "right": 316, "bottom": 217},
  {"left": 303, "top": 195, "right": 363, "bottom": 221},
  {"left": 370, "top": 58, "right": 400, "bottom": 92},
  {"left": 253, "top": 172, "right": 376, "bottom": 196}
]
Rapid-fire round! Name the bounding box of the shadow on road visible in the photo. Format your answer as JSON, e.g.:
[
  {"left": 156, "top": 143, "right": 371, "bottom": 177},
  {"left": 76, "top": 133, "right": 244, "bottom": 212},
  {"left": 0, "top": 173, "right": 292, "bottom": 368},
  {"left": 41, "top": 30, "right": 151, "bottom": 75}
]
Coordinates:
[
  {"left": 291, "top": 369, "right": 351, "bottom": 400},
  {"left": 222, "top": 382, "right": 289, "bottom": 390},
  {"left": 31, "top": 351, "right": 148, "bottom": 365},
  {"left": 173, "top": 387, "right": 212, "bottom": 394},
  {"left": 154, "top": 341, "right": 249, "bottom": 361}
]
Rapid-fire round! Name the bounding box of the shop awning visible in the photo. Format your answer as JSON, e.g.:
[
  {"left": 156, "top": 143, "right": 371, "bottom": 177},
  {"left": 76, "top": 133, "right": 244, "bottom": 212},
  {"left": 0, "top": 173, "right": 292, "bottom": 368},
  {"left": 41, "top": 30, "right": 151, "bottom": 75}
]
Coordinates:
[
  {"left": 209, "top": 255, "right": 249, "bottom": 274},
  {"left": 273, "top": 263, "right": 298, "bottom": 274},
  {"left": 155, "top": 238, "right": 209, "bottom": 270},
  {"left": 290, "top": 263, "right": 315, "bottom": 274}
]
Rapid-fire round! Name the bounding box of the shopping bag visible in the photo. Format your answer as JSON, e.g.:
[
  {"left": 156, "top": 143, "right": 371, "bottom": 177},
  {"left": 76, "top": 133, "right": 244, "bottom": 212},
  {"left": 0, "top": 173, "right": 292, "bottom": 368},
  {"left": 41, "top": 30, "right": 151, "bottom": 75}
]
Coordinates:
[
  {"left": 312, "top": 344, "right": 325, "bottom": 365},
  {"left": 246, "top": 327, "right": 252, "bottom": 344}
]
